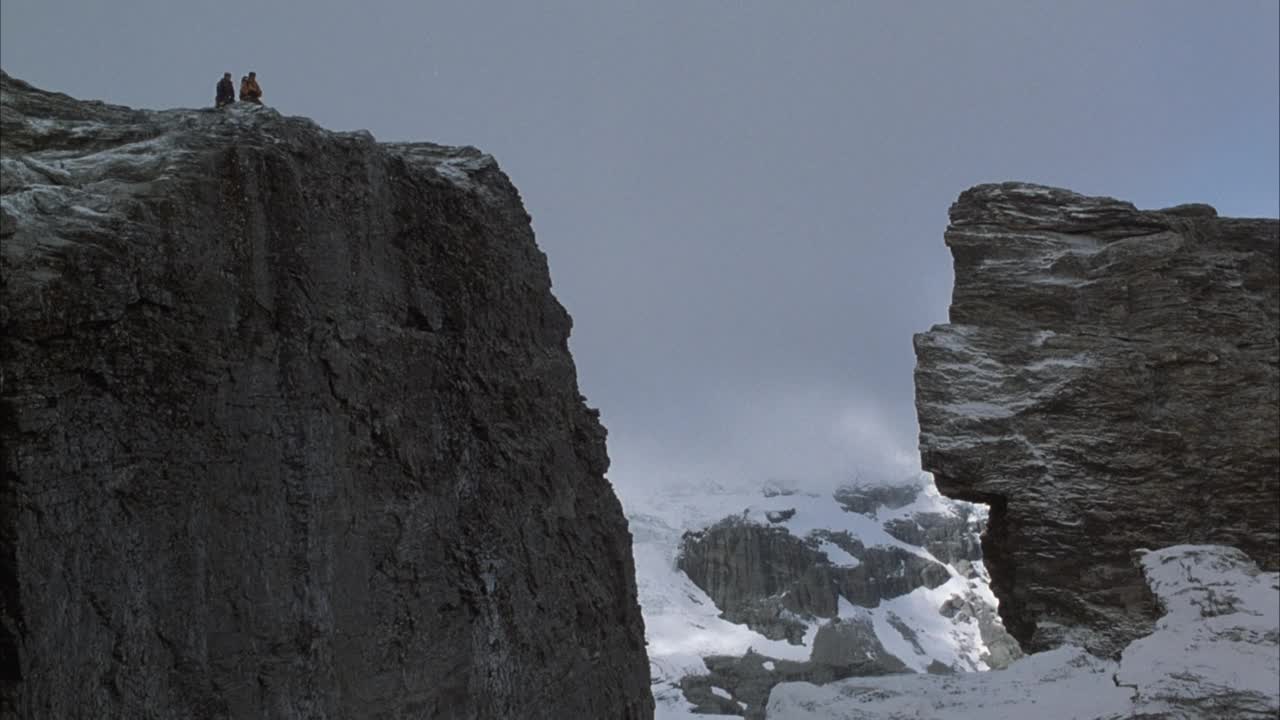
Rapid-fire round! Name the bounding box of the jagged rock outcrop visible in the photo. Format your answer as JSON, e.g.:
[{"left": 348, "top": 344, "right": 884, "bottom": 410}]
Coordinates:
[
  {"left": 833, "top": 483, "right": 919, "bottom": 516},
  {"left": 635, "top": 481, "right": 1018, "bottom": 717},
  {"left": 0, "top": 72, "right": 653, "bottom": 719},
  {"left": 677, "top": 518, "right": 834, "bottom": 642},
  {"left": 808, "top": 615, "right": 908, "bottom": 674},
  {"left": 915, "top": 182, "right": 1280, "bottom": 656},
  {"left": 679, "top": 619, "right": 908, "bottom": 720},
  {"left": 882, "top": 508, "right": 983, "bottom": 565},
  {"left": 938, "top": 590, "right": 1023, "bottom": 670},
  {"left": 677, "top": 517, "right": 950, "bottom": 642}
]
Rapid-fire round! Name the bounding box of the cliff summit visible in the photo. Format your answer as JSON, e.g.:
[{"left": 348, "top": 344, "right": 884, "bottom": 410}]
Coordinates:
[{"left": 0, "top": 71, "right": 654, "bottom": 719}]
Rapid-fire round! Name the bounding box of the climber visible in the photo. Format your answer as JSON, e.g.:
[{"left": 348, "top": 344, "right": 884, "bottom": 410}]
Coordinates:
[
  {"left": 215, "top": 73, "right": 236, "bottom": 108},
  {"left": 240, "top": 72, "right": 263, "bottom": 105}
]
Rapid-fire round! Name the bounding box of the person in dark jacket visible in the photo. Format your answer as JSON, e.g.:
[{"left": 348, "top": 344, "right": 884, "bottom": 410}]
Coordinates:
[
  {"left": 239, "top": 72, "right": 263, "bottom": 104},
  {"left": 215, "top": 73, "right": 236, "bottom": 108}
]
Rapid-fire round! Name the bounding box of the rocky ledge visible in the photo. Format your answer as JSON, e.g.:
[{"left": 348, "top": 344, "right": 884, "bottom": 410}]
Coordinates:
[
  {"left": 915, "top": 183, "right": 1279, "bottom": 656},
  {"left": 0, "top": 72, "right": 653, "bottom": 718}
]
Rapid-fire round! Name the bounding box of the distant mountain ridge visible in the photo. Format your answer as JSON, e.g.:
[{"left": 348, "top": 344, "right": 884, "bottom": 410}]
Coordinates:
[{"left": 621, "top": 476, "right": 1019, "bottom": 719}]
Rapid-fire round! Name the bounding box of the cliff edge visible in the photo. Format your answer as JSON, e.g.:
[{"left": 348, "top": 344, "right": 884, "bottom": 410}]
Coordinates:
[
  {"left": 914, "top": 182, "right": 1279, "bottom": 657},
  {"left": 0, "top": 72, "right": 653, "bottom": 719}
]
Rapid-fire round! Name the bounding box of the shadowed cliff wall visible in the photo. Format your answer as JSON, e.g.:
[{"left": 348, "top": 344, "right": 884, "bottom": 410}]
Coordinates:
[{"left": 0, "top": 71, "right": 653, "bottom": 720}]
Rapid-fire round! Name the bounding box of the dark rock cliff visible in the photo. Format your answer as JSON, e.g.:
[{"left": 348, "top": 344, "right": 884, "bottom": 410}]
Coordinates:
[
  {"left": 915, "top": 182, "right": 1280, "bottom": 657},
  {"left": 0, "top": 72, "right": 653, "bottom": 719}
]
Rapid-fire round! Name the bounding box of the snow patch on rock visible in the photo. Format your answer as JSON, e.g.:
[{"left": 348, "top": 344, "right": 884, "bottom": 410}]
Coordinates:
[
  {"left": 765, "top": 544, "right": 1280, "bottom": 719},
  {"left": 620, "top": 475, "right": 1010, "bottom": 719}
]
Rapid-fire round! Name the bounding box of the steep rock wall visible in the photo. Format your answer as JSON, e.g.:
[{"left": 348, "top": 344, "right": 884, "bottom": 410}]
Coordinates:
[
  {"left": 914, "top": 182, "right": 1279, "bottom": 656},
  {"left": 0, "top": 72, "right": 653, "bottom": 719},
  {"left": 677, "top": 518, "right": 950, "bottom": 643}
]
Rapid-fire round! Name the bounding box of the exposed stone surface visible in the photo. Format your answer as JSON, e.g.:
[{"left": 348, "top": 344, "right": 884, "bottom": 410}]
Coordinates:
[
  {"left": 882, "top": 508, "right": 983, "bottom": 565},
  {"left": 833, "top": 483, "right": 919, "bottom": 516},
  {"left": 677, "top": 517, "right": 832, "bottom": 642},
  {"left": 677, "top": 653, "right": 845, "bottom": 720},
  {"left": 765, "top": 508, "right": 796, "bottom": 523},
  {"left": 835, "top": 546, "right": 951, "bottom": 608},
  {"left": 767, "top": 544, "right": 1280, "bottom": 719},
  {"left": 915, "top": 182, "right": 1280, "bottom": 657},
  {"left": 0, "top": 72, "right": 653, "bottom": 719},
  {"left": 677, "top": 516, "right": 950, "bottom": 642},
  {"left": 939, "top": 590, "right": 1024, "bottom": 670},
  {"left": 679, "top": 620, "right": 908, "bottom": 720},
  {"left": 634, "top": 480, "right": 1018, "bottom": 716},
  {"left": 808, "top": 615, "right": 908, "bottom": 674}
]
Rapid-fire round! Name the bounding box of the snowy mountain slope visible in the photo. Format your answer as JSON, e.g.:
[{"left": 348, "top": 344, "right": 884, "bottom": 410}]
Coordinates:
[
  {"left": 765, "top": 545, "right": 1280, "bottom": 719},
  {"left": 618, "top": 476, "right": 1018, "bottom": 719}
]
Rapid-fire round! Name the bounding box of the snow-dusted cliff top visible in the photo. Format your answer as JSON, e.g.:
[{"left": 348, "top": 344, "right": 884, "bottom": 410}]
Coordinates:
[{"left": 1, "top": 70, "right": 654, "bottom": 719}]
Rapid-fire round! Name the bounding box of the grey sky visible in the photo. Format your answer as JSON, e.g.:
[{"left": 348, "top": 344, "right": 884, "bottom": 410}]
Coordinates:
[{"left": 4, "top": 1, "right": 1278, "bottom": 492}]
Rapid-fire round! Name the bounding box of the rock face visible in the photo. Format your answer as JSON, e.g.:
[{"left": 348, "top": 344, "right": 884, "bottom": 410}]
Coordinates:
[
  {"left": 882, "top": 508, "right": 982, "bottom": 565},
  {"left": 0, "top": 72, "right": 653, "bottom": 718},
  {"left": 650, "top": 482, "right": 1017, "bottom": 717},
  {"left": 678, "top": 518, "right": 833, "bottom": 641},
  {"left": 677, "top": 517, "right": 951, "bottom": 642},
  {"left": 833, "top": 483, "right": 920, "bottom": 516},
  {"left": 915, "top": 182, "right": 1280, "bottom": 656}
]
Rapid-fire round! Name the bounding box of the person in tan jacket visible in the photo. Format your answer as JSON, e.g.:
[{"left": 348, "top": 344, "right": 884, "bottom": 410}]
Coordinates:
[{"left": 239, "top": 72, "right": 263, "bottom": 104}]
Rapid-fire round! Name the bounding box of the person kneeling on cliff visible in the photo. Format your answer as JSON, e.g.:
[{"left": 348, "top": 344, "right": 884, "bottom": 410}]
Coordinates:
[
  {"left": 239, "top": 72, "right": 263, "bottom": 105},
  {"left": 215, "top": 72, "right": 235, "bottom": 108}
]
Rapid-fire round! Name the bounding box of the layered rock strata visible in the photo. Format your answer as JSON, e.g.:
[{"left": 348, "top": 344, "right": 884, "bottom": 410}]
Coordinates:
[
  {"left": 0, "top": 72, "right": 653, "bottom": 719},
  {"left": 915, "top": 182, "right": 1280, "bottom": 656}
]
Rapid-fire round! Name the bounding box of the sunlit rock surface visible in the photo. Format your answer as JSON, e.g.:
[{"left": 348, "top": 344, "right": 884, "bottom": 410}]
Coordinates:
[
  {"left": 767, "top": 544, "right": 1280, "bottom": 719},
  {"left": 0, "top": 71, "right": 653, "bottom": 719},
  {"left": 915, "top": 183, "right": 1280, "bottom": 656}
]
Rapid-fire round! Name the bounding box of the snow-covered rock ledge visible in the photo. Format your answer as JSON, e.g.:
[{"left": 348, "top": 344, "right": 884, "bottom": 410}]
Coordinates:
[{"left": 766, "top": 544, "right": 1280, "bottom": 719}]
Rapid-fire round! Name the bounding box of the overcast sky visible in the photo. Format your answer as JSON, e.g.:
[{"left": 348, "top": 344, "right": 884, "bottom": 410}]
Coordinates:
[{"left": 4, "top": 1, "right": 1278, "bottom": 494}]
